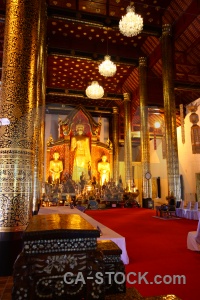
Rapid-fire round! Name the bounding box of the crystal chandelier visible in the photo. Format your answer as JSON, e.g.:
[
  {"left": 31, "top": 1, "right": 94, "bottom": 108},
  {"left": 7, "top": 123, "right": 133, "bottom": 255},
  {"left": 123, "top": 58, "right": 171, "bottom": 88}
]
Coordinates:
[
  {"left": 85, "top": 81, "right": 104, "bottom": 99},
  {"left": 119, "top": 4, "right": 143, "bottom": 37},
  {"left": 98, "top": 55, "right": 117, "bottom": 77}
]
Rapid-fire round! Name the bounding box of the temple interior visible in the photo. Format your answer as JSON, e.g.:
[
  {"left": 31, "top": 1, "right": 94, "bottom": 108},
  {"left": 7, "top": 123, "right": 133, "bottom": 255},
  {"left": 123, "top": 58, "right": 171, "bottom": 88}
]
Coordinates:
[{"left": 0, "top": 0, "right": 200, "bottom": 299}]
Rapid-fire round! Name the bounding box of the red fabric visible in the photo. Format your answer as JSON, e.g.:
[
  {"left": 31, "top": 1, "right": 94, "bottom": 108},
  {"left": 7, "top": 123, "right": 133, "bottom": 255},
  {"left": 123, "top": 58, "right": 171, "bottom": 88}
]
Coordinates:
[{"left": 86, "top": 208, "right": 199, "bottom": 300}]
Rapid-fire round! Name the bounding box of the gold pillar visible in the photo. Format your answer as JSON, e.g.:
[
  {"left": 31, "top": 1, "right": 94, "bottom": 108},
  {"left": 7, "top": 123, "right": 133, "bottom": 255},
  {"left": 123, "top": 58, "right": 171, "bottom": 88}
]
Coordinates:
[
  {"left": 139, "top": 57, "right": 152, "bottom": 199},
  {"left": 0, "top": 0, "right": 44, "bottom": 275},
  {"left": 161, "top": 24, "right": 180, "bottom": 199},
  {"left": 123, "top": 93, "right": 132, "bottom": 190},
  {"left": 32, "top": 0, "right": 47, "bottom": 214},
  {"left": 112, "top": 106, "right": 119, "bottom": 185}
]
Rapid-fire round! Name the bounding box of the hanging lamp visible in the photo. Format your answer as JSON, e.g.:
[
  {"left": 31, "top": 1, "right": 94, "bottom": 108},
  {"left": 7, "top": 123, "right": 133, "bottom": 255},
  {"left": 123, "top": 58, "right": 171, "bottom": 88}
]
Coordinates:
[{"left": 119, "top": 3, "right": 143, "bottom": 37}]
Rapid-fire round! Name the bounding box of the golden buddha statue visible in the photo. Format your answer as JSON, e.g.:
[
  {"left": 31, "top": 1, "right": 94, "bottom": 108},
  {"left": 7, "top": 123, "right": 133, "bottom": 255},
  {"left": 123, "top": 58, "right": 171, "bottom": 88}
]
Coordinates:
[
  {"left": 49, "top": 152, "right": 63, "bottom": 184},
  {"left": 98, "top": 155, "right": 110, "bottom": 185},
  {"left": 71, "top": 123, "right": 91, "bottom": 182}
]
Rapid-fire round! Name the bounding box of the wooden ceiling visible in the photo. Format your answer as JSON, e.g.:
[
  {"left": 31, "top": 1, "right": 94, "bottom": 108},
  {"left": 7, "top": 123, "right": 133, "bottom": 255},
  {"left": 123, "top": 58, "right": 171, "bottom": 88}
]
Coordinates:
[{"left": 0, "top": 0, "right": 200, "bottom": 133}]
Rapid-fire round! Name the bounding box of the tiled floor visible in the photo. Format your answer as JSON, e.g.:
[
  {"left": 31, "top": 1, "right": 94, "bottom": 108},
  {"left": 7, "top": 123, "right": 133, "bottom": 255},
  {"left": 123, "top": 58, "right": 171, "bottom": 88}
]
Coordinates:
[{"left": 0, "top": 277, "right": 12, "bottom": 300}]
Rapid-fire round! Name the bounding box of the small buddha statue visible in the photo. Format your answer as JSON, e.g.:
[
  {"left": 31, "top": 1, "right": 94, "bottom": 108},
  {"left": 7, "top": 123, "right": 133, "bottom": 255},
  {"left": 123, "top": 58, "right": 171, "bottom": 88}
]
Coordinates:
[
  {"left": 98, "top": 155, "right": 110, "bottom": 186},
  {"left": 49, "top": 152, "right": 63, "bottom": 184}
]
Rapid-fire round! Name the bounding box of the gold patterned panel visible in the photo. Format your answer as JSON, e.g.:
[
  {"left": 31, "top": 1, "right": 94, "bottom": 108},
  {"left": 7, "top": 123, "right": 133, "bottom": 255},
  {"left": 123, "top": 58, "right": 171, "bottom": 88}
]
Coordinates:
[
  {"left": 0, "top": 149, "right": 33, "bottom": 230},
  {"left": 152, "top": 177, "right": 158, "bottom": 199}
]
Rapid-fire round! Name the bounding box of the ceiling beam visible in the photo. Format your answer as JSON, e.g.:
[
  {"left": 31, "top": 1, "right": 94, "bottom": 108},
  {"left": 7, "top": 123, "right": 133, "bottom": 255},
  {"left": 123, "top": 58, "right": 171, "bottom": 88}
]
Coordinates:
[
  {"left": 46, "top": 91, "right": 123, "bottom": 101},
  {"left": 48, "top": 49, "right": 138, "bottom": 66},
  {"left": 47, "top": 8, "right": 161, "bottom": 37},
  {"left": 45, "top": 104, "right": 113, "bottom": 115},
  {"left": 174, "top": 82, "right": 200, "bottom": 92}
]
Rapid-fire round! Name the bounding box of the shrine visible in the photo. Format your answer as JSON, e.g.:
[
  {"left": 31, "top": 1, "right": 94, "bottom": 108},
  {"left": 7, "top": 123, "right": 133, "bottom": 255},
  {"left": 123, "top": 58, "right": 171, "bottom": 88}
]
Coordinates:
[{"left": 46, "top": 105, "right": 113, "bottom": 186}]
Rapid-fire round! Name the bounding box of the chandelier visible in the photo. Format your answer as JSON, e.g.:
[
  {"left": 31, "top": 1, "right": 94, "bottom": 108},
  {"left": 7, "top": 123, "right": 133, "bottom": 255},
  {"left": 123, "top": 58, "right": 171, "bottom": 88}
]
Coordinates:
[
  {"left": 98, "top": 55, "right": 117, "bottom": 77},
  {"left": 85, "top": 81, "right": 104, "bottom": 99},
  {"left": 119, "top": 4, "right": 143, "bottom": 37}
]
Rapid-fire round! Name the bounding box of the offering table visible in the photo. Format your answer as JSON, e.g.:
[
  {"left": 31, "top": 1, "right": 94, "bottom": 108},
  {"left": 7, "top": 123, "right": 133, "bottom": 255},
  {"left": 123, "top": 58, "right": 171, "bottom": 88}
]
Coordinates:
[{"left": 12, "top": 214, "right": 104, "bottom": 300}]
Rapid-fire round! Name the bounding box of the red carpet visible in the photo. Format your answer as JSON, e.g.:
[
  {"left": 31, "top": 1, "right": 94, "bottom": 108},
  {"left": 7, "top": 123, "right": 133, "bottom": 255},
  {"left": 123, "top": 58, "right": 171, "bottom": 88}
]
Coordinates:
[{"left": 86, "top": 208, "right": 200, "bottom": 300}]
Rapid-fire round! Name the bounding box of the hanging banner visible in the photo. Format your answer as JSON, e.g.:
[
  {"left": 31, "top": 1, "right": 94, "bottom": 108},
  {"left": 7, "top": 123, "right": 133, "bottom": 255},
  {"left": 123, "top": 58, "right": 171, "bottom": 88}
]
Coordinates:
[{"left": 180, "top": 104, "right": 185, "bottom": 144}]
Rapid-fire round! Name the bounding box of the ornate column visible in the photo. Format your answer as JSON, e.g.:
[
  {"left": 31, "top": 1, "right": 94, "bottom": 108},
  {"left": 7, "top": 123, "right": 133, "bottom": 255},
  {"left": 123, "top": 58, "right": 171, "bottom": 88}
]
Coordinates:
[
  {"left": 32, "top": 0, "right": 47, "bottom": 214},
  {"left": 139, "top": 57, "right": 152, "bottom": 199},
  {"left": 112, "top": 106, "right": 119, "bottom": 185},
  {"left": 0, "top": 0, "right": 45, "bottom": 275},
  {"left": 161, "top": 24, "right": 180, "bottom": 200},
  {"left": 123, "top": 93, "right": 132, "bottom": 191}
]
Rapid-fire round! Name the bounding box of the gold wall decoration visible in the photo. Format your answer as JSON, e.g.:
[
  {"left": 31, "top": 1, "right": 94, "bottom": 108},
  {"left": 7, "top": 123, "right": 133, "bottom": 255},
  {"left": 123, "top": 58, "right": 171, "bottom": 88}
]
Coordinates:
[
  {"left": 153, "top": 129, "right": 157, "bottom": 150},
  {"left": 152, "top": 177, "right": 158, "bottom": 199},
  {"left": 188, "top": 104, "right": 200, "bottom": 154}
]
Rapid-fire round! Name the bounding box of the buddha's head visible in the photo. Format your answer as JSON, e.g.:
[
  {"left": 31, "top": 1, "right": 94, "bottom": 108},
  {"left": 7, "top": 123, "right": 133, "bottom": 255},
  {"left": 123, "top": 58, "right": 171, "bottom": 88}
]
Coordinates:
[
  {"left": 102, "top": 155, "right": 108, "bottom": 162},
  {"left": 53, "top": 152, "right": 60, "bottom": 160},
  {"left": 76, "top": 123, "right": 84, "bottom": 135}
]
